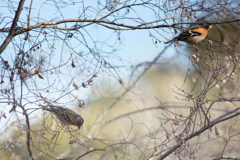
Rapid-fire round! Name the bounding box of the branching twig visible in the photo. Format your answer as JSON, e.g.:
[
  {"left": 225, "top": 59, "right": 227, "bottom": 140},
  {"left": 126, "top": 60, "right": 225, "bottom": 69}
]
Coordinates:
[
  {"left": 157, "top": 107, "right": 240, "bottom": 160},
  {"left": 0, "top": 0, "right": 26, "bottom": 54}
]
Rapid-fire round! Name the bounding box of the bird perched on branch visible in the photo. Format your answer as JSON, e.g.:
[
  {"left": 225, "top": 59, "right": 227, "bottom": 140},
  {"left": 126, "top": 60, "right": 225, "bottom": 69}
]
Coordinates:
[
  {"left": 164, "top": 22, "right": 212, "bottom": 44},
  {"left": 43, "top": 105, "right": 84, "bottom": 129}
]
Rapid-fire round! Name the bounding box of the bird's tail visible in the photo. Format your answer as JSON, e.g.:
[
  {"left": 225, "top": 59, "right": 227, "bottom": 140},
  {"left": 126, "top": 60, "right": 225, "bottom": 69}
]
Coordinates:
[
  {"left": 42, "top": 105, "right": 58, "bottom": 113},
  {"left": 164, "top": 39, "right": 176, "bottom": 44}
]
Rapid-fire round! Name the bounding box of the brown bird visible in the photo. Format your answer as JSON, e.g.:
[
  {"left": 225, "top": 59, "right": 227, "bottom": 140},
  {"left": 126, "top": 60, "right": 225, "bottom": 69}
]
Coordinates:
[
  {"left": 165, "top": 22, "right": 212, "bottom": 44},
  {"left": 43, "top": 105, "right": 84, "bottom": 129}
]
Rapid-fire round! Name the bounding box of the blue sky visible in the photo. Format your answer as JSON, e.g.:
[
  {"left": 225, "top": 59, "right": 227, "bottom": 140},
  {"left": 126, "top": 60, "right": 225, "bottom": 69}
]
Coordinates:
[{"left": 0, "top": 0, "right": 190, "bottom": 68}]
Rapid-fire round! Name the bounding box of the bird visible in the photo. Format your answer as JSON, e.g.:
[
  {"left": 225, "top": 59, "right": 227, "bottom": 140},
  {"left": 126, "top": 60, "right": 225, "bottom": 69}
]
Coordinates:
[
  {"left": 43, "top": 105, "right": 84, "bottom": 129},
  {"left": 164, "top": 22, "right": 212, "bottom": 44}
]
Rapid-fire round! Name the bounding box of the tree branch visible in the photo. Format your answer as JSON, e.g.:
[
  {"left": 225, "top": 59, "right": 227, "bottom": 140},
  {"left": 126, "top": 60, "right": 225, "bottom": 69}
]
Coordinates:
[
  {"left": 157, "top": 107, "right": 240, "bottom": 160},
  {"left": 0, "top": 0, "right": 26, "bottom": 54}
]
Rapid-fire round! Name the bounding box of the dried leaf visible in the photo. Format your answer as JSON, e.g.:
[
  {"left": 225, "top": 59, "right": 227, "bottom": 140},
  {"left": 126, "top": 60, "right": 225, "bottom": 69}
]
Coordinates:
[
  {"left": 71, "top": 61, "right": 75, "bottom": 68},
  {"left": 220, "top": 34, "right": 224, "bottom": 43},
  {"left": 82, "top": 82, "right": 86, "bottom": 88},
  {"left": 38, "top": 74, "right": 44, "bottom": 79}
]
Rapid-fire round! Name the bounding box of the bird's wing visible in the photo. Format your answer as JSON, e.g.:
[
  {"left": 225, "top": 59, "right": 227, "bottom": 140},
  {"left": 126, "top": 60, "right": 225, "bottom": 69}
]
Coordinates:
[
  {"left": 189, "top": 30, "right": 202, "bottom": 37},
  {"left": 47, "top": 105, "right": 71, "bottom": 122},
  {"left": 62, "top": 108, "right": 76, "bottom": 122},
  {"left": 174, "top": 31, "right": 193, "bottom": 41}
]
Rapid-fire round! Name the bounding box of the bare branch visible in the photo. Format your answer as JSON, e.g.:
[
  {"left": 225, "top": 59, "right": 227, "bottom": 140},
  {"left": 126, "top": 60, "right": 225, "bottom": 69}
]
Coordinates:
[{"left": 0, "top": 0, "right": 26, "bottom": 54}]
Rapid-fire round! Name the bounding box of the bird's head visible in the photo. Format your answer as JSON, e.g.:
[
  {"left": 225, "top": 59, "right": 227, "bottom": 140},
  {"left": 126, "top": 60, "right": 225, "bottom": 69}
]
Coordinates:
[
  {"left": 76, "top": 115, "right": 84, "bottom": 129},
  {"left": 202, "top": 22, "right": 212, "bottom": 29}
]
